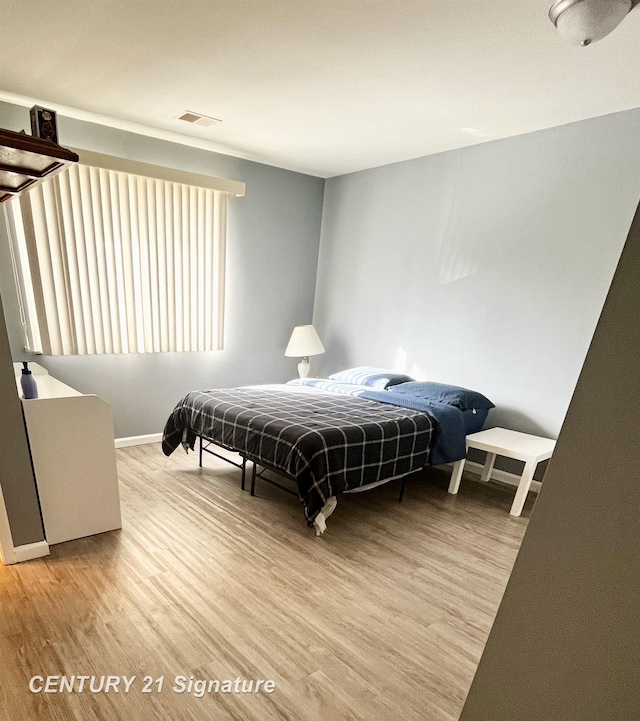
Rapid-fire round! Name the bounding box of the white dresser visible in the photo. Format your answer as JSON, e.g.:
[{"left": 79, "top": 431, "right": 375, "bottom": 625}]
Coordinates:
[{"left": 14, "top": 363, "right": 121, "bottom": 545}]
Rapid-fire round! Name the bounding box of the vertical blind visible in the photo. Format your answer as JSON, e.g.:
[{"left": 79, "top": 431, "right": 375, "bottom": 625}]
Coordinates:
[{"left": 6, "top": 163, "right": 229, "bottom": 355}]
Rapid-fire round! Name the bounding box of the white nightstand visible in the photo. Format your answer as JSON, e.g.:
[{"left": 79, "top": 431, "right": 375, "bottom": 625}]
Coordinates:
[{"left": 448, "top": 427, "right": 556, "bottom": 516}]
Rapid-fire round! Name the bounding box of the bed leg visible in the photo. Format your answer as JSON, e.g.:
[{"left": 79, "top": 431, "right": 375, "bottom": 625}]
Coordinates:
[
  {"left": 199, "top": 435, "right": 203, "bottom": 468},
  {"left": 399, "top": 476, "right": 406, "bottom": 502},
  {"left": 241, "top": 457, "right": 246, "bottom": 491},
  {"left": 250, "top": 462, "right": 257, "bottom": 496}
]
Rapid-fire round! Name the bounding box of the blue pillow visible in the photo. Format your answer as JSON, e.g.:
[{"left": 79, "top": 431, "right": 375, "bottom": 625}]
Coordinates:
[
  {"left": 328, "top": 367, "right": 414, "bottom": 390},
  {"left": 390, "top": 381, "right": 495, "bottom": 411}
]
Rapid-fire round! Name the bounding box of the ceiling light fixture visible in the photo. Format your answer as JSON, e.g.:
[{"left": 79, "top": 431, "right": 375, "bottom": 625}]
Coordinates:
[{"left": 549, "top": 0, "right": 639, "bottom": 46}]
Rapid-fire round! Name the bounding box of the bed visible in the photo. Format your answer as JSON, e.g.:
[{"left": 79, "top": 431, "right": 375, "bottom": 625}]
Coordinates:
[{"left": 162, "top": 368, "right": 494, "bottom": 533}]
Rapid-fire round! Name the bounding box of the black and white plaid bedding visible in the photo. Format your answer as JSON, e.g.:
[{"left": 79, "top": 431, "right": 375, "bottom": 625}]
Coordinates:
[{"left": 162, "top": 385, "right": 434, "bottom": 526}]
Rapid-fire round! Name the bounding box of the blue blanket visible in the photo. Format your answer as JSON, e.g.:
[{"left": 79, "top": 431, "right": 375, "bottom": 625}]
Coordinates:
[{"left": 360, "top": 389, "right": 467, "bottom": 466}]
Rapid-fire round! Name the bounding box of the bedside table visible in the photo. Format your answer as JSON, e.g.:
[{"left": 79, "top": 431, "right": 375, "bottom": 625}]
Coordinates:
[{"left": 448, "top": 427, "right": 556, "bottom": 516}]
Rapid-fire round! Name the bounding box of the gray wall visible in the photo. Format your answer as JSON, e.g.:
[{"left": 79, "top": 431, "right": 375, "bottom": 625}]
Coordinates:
[
  {"left": 313, "top": 109, "right": 640, "bottom": 442},
  {"left": 0, "top": 101, "right": 325, "bottom": 437},
  {"left": 0, "top": 294, "right": 44, "bottom": 546},
  {"left": 459, "top": 200, "right": 640, "bottom": 721}
]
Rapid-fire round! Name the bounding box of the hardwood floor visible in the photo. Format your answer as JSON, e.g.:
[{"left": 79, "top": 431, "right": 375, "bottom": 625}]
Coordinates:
[{"left": 0, "top": 444, "right": 531, "bottom": 721}]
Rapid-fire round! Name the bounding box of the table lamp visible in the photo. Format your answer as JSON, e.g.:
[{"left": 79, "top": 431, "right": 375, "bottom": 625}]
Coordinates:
[{"left": 285, "top": 325, "right": 325, "bottom": 378}]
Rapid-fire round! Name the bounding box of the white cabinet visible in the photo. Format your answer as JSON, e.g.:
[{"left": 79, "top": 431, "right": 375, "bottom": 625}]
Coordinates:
[{"left": 15, "top": 363, "right": 121, "bottom": 545}]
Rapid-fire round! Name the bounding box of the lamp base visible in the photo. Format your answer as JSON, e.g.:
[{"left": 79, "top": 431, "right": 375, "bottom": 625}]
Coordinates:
[{"left": 297, "top": 358, "right": 310, "bottom": 378}]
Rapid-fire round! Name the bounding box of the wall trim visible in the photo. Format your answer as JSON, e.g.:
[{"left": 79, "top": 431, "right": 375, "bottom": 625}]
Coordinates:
[
  {"left": 0, "top": 477, "right": 17, "bottom": 565},
  {"left": 448, "top": 460, "right": 542, "bottom": 493},
  {"left": 115, "top": 433, "right": 163, "bottom": 448},
  {"left": 14, "top": 540, "right": 50, "bottom": 563},
  {"left": 111, "top": 436, "right": 542, "bottom": 493}
]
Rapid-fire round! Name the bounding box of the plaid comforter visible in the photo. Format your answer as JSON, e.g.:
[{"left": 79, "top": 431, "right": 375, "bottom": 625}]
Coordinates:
[{"left": 162, "top": 385, "right": 434, "bottom": 526}]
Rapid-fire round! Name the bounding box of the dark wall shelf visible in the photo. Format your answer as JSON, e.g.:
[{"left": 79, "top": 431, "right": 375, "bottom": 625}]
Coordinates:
[{"left": 0, "top": 128, "right": 79, "bottom": 204}]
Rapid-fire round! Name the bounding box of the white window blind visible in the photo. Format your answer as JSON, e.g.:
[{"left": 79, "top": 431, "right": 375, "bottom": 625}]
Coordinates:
[{"left": 6, "top": 162, "right": 232, "bottom": 355}]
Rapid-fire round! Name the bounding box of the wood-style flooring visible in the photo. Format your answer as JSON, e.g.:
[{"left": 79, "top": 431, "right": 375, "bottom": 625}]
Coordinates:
[{"left": 0, "top": 443, "right": 531, "bottom": 721}]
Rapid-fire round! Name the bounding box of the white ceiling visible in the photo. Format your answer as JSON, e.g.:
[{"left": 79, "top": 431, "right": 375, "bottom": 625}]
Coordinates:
[{"left": 1, "top": 0, "right": 639, "bottom": 178}]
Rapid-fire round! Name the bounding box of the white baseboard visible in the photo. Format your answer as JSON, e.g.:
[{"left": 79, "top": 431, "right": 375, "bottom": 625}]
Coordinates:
[
  {"left": 448, "top": 460, "right": 542, "bottom": 493},
  {"left": 14, "top": 540, "right": 50, "bottom": 563},
  {"left": 111, "top": 435, "right": 541, "bottom": 494},
  {"left": 115, "top": 433, "right": 163, "bottom": 448}
]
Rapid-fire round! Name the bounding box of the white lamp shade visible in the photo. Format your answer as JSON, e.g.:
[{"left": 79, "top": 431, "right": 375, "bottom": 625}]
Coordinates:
[
  {"left": 551, "top": 0, "right": 632, "bottom": 45},
  {"left": 285, "top": 325, "right": 325, "bottom": 357}
]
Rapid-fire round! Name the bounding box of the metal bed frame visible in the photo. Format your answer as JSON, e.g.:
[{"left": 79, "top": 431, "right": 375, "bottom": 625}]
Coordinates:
[
  {"left": 198, "top": 433, "right": 300, "bottom": 496},
  {"left": 197, "top": 431, "right": 410, "bottom": 502},
  {"left": 198, "top": 434, "right": 248, "bottom": 489}
]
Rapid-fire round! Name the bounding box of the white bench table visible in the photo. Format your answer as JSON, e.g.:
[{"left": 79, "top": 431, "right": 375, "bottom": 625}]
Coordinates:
[{"left": 448, "top": 427, "right": 556, "bottom": 517}]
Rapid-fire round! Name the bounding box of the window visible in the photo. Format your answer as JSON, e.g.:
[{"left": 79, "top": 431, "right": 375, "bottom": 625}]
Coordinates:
[{"left": 5, "top": 154, "right": 244, "bottom": 355}]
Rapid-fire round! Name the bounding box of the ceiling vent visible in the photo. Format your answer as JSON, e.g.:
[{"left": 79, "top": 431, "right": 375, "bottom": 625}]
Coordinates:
[{"left": 176, "top": 111, "right": 221, "bottom": 128}]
